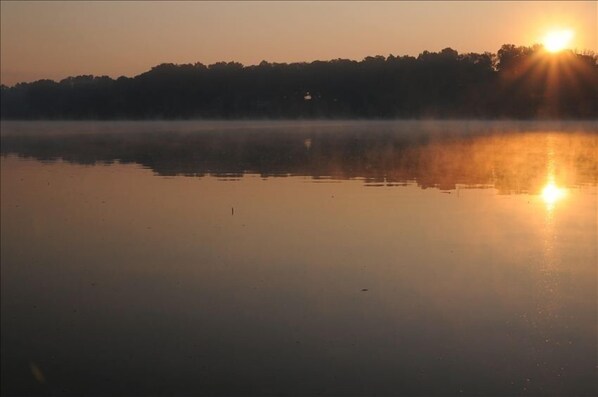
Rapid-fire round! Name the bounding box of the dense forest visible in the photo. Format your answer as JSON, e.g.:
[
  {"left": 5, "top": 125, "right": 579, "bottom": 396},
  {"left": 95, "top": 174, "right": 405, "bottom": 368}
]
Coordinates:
[{"left": 1, "top": 45, "right": 597, "bottom": 119}]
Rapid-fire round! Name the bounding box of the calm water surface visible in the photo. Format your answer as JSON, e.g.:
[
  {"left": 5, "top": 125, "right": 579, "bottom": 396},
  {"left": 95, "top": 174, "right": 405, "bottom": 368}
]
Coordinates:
[{"left": 1, "top": 121, "right": 596, "bottom": 396}]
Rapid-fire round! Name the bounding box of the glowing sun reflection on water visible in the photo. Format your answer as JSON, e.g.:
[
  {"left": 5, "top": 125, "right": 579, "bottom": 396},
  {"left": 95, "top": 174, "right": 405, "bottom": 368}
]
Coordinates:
[{"left": 541, "top": 180, "right": 566, "bottom": 212}]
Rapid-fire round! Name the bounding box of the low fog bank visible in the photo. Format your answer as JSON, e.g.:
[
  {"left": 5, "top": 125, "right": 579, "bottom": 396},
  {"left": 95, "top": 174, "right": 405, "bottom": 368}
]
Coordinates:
[
  {"left": 2, "top": 121, "right": 596, "bottom": 193},
  {"left": 1, "top": 119, "right": 597, "bottom": 137}
]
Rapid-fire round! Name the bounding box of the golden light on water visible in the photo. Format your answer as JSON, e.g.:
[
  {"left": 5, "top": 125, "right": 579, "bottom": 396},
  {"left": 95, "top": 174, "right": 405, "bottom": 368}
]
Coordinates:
[
  {"left": 543, "top": 29, "right": 574, "bottom": 53},
  {"left": 541, "top": 181, "right": 566, "bottom": 209}
]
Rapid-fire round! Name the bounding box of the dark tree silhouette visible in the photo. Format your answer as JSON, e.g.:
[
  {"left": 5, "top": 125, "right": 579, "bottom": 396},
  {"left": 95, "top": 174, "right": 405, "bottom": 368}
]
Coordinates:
[{"left": 1, "top": 45, "right": 596, "bottom": 119}]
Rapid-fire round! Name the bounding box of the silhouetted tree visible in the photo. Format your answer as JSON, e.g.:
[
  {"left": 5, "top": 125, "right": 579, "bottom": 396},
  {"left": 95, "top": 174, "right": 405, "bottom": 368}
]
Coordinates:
[{"left": 1, "top": 45, "right": 596, "bottom": 119}]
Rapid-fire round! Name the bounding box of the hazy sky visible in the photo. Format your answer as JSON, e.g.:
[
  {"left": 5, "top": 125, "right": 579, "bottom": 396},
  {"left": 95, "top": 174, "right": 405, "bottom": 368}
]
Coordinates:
[{"left": 1, "top": 1, "right": 596, "bottom": 85}]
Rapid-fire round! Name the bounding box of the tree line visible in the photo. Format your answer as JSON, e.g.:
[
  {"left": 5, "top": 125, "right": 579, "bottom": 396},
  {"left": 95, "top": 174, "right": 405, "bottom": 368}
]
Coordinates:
[{"left": 1, "top": 45, "right": 596, "bottom": 119}]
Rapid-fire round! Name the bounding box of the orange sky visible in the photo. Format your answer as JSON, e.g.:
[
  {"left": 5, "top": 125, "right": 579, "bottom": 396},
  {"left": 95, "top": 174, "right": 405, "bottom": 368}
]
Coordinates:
[{"left": 1, "top": 1, "right": 596, "bottom": 86}]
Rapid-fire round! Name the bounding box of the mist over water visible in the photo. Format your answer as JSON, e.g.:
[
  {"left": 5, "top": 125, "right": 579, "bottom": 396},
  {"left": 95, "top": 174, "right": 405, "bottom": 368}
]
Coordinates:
[
  {"left": 1, "top": 121, "right": 597, "bottom": 396},
  {"left": 2, "top": 120, "right": 597, "bottom": 190}
]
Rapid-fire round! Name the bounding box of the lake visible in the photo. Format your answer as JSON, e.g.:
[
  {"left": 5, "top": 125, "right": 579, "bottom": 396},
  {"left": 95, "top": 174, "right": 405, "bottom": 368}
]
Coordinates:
[{"left": 1, "top": 121, "right": 596, "bottom": 396}]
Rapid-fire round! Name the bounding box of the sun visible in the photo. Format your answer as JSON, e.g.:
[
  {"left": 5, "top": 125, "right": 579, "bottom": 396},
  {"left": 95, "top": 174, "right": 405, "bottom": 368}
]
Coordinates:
[{"left": 543, "top": 29, "right": 574, "bottom": 53}]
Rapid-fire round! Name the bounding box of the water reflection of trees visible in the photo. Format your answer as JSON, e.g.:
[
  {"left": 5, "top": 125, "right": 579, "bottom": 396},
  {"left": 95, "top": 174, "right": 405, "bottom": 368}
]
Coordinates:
[{"left": 1, "top": 124, "right": 596, "bottom": 193}]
